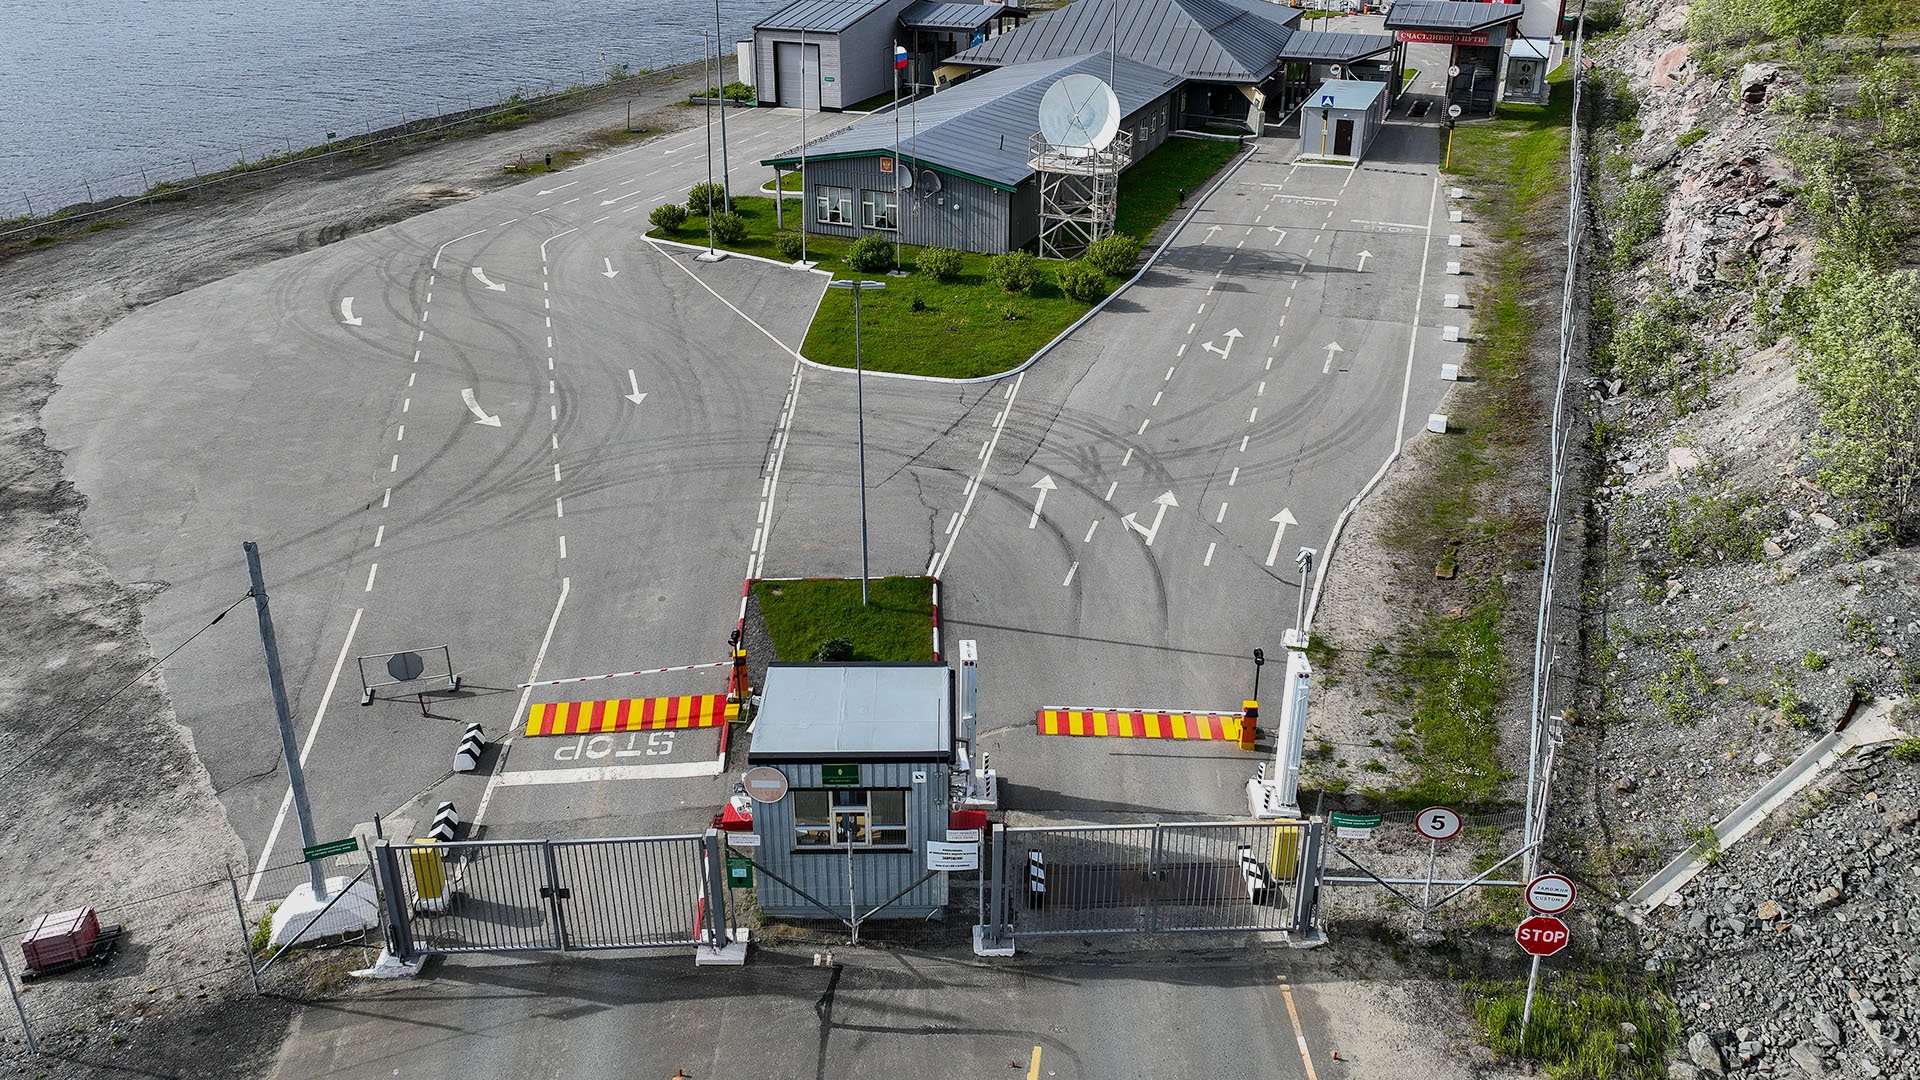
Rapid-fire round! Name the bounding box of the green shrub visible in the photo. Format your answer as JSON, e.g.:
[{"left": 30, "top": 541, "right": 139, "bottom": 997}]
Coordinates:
[
  {"left": 1610, "top": 178, "right": 1665, "bottom": 264},
  {"left": 848, "top": 234, "right": 896, "bottom": 272},
  {"left": 1660, "top": 489, "right": 1774, "bottom": 563},
  {"left": 775, "top": 230, "right": 804, "bottom": 260},
  {"left": 914, "top": 246, "right": 962, "bottom": 282},
  {"left": 649, "top": 203, "right": 688, "bottom": 232},
  {"left": 989, "top": 250, "right": 1039, "bottom": 293},
  {"left": 1054, "top": 259, "right": 1110, "bottom": 303},
  {"left": 813, "top": 637, "right": 854, "bottom": 662},
  {"left": 1608, "top": 291, "right": 1695, "bottom": 394},
  {"left": 1085, "top": 234, "right": 1143, "bottom": 277},
  {"left": 1796, "top": 264, "right": 1920, "bottom": 528},
  {"left": 723, "top": 81, "right": 754, "bottom": 102},
  {"left": 686, "top": 181, "right": 725, "bottom": 216},
  {"left": 710, "top": 211, "right": 746, "bottom": 244},
  {"left": 1677, "top": 128, "right": 1708, "bottom": 149},
  {"left": 1892, "top": 736, "right": 1920, "bottom": 763}
]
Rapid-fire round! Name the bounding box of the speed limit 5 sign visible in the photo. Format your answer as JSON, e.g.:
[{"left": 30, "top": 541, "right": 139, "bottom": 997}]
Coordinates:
[{"left": 1414, "top": 806, "right": 1462, "bottom": 841}]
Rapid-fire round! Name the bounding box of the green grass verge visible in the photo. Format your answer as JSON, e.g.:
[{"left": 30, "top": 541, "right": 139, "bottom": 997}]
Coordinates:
[
  {"left": 753, "top": 577, "right": 936, "bottom": 663},
  {"left": 1373, "top": 597, "right": 1510, "bottom": 809},
  {"left": 1114, "top": 136, "right": 1241, "bottom": 240},
  {"left": 1467, "top": 970, "right": 1680, "bottom": 1080}
]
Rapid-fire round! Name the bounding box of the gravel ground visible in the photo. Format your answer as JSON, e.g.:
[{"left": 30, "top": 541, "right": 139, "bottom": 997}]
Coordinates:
[{"left": 0, "top": 58, "right": 720, "bottom": 1068}]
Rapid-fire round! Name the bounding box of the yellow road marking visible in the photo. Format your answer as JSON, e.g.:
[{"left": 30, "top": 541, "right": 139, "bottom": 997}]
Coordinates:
[
  {"left": 1027, "top": 1045, "right": 1043, "bottom": 1080},
  {"left": 1279, "top": 980, "right": 1318, "bottom": 1080}
]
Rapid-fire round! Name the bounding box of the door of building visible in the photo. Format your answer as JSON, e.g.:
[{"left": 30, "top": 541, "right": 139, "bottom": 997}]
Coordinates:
[
  {"left": 1334, "top": 118, "right": 1355, "bottom": 157},
  {"left": 774, "top": 41, "right": 821, "bottom": 109}
]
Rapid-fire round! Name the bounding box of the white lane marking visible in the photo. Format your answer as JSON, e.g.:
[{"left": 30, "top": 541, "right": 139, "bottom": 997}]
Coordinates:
[
  {"left": 402, "top": 398, "right": 410, "bottom": 413},
  {"left": 395, "top": 425, "right": 404, "bottom": 442},
  {"left": 1121, "top": 448, "right": 1133, "bottom": 468},
  {"left": 978, "top": 439, "right": 991, "bottom": 460},
  {"left": 933, "top": 370, "right": 1029, "bottom": 577},
  {"left": 945, "top": 511, "right": 960, "bottom": 536},
  {"left": 551, "top": 434, "right": 559, "bottom": 450},
  {"left": 1062, "top": 561, "right": 1079, "bottom": 588},
  {"left": 493, "top": 759, "right": 724, "bottom": 786},
  {"left": 364, "top": 563, "right": 378, "bottom": 592},
  {"left": 471, "top": 266, "right": 507, "bottom": 291},
  {"left": 553, "top": 462, "right": 562, "bottom": 482},
  {"left": 1229, "top": 466, "right": 1239, "bottom": 486},
  {"left": 389, "top": 454, "right": 399, "bottom": 472},
  {"left": 373, "top": 525, "right": 385, "bottom": 547},
  {"left": 1083, "top": 520, "right": 1099, "bottom": 543},
  {"left": 245, "top": 607, "right": 362, "bottom": 901},
  {"left": 432, "top": 228, "right": 486, "bottom": 270},
  {"left": 1187, "top": 322, "right": 1196, "bottom": 334},
  {"left": 1152, "top": 391, "right": 1163, "bottom": 407},
  {"left": 1306, "top": 176, "right": 1440, "bottom": 631},
  {"left": 416, "top": 330, "right": 424, "bottom": 342},
  {"left": 1267, "top": 356, "right": 1275, "bottom": 371},
  {"left": 1240, "top": 435, "right": 1249, "bottom": 452},
  {"left": 556, "top": 498, "right": 565, "bottom": 518},
  {"left": 1273, "top": 335, "right": 1281, "bottom": 347},
  {"left": 757, "top": 501, "right": 767, "bottom": 525},
  {"left": 382, "top": 488, "right": 391, "bottom": 508},
  {"left": 550, "top": 404, "right": 557, "bottom": 421},
  {"left": 474, "top": 577, "right": 570, "bottom": 830},
  {"left": 1204, "top": 542, "right": 1216, "bottom": 566},
  {"left": 1104, "top": 481, "right": 1118, "bottom": 501},
  {"left": 559, "top": 536, "right": 567, "bottom": 559},
  {"left": 412, "top": 350, "right": 420, "bottom": 363},
  {"left": 1248, "top": 407, "right": 1258, "bottom": 423},
  {"left": 1165, "top": 366, "right": 1176, "bottom": 381},
  {"left": 1176, "top": 344, "right": 1187, "bottom": 358},
  {"left": 757, "top": 359, "right": 806, "bottom": 578},
  {"left": 420, "top": 310, "right": 428, "bottom": 323},
  {"left": 339, "top": 297, "right": 362, "bottom": 326},
  {"left": 1137, "top": 418, "right": 1150, "bottom": 435},
  {"left": 1216, "top": 502, "right": 1228, "bottom": 524},
  {"left": 407, "top": 372, "right": 416, "bottom": 387}
]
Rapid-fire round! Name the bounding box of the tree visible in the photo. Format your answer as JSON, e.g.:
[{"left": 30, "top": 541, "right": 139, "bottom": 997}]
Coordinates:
[
  {"left": 1765, "top": 0, "right": 1847, "bottom": 42},
  {"left": 1795, "top": 265, "right": 1920, "bottom": 531}
]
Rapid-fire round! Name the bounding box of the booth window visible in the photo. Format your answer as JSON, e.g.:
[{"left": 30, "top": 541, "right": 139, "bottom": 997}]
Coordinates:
[
  {"left": 817, "top": 185, "right": 853, "bottom": 225},
  {"left": 792, "top": 788, "right": 908, "bottom": 850}
]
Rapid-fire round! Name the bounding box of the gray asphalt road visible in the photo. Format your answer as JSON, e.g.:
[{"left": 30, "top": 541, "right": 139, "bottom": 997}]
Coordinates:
[{"left": 265, "top": 942, "right": 1334, "bottom": 1080}]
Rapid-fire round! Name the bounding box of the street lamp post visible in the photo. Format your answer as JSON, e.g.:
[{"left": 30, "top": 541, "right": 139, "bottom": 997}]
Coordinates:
[
  {"left": 714, "top": 0, "right": 733, "bottom": 212},
  {"left": 826, "top": 279, "right": 886, "bottom": 605},
  {"left": 700, "top": 31, "right": 715, "bottom": 257}
]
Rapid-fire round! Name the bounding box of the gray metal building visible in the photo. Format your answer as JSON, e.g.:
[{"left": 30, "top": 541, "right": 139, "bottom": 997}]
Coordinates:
[
  {"left": 745, "top": 663, "right": 956, "bottom": 921},
  {"left": 753, "top": 0, "right": 915, "bottom": 110},
  {"left": 1299, "top": 79, "right": 1387, "bottom": 163},
  {"left": 761, "top": 51, "right": 1181, "bottom": 254}
]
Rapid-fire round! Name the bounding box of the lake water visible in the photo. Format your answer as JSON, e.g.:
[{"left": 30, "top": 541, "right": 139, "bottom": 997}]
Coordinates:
[{"left": 0, "top": 0, "right": 777, "bottom": 216}]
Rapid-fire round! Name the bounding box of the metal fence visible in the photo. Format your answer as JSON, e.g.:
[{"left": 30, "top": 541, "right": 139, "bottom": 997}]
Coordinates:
[
  {"left": 980, "top": 820, "right": 1324, "bottom": 944},
  {"left": 378, "top": 834, "right": 718, "bottom": 955}
]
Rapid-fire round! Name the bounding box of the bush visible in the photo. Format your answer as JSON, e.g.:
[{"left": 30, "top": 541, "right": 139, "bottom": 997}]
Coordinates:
[
  {"left": 813, "top": 637, "right": 855, "bottom": 662},
  {"left": 988, "top": 250, "right": 1039, "bottom": 293},
  {"left": 649, "top": 203, "right": 688, "bottom": 232},
  {"left": 1085, "top": 234, "right": 1143, "bottom": 277},
  {"left": 686, "top": 181, "right": 725, "bottom": 216},
  {"left": 775, "top": 230, "right": 804, "bottom": 260},
  {"left": 723, "top": 81, "right": 754, "bottom": 103},
  {"left": 1054, "top": 259, "right": 1110, "bottom": 303},
  {"left": 914, "top": 246, "right": 962, "bottom": 282},
  {"left": 848, "top": 234, "right": 895, "bottom": 272},
  {"left": 710, "top": 211, "right": 746, "bottom": 244}
]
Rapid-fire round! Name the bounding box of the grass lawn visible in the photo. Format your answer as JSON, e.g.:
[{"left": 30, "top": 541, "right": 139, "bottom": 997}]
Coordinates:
[
  {"left": 753, "top": 577, "right": 936, "bottom": 663},
  {"left": 648, "top": 135, "right": 1241, "bottom": 378},
  {"left": 1467, "top": 969, "right": 1680, "bottom": 1080},
  {"left": 1114, "top": 136, "right": 1242, "bottom": 240}
]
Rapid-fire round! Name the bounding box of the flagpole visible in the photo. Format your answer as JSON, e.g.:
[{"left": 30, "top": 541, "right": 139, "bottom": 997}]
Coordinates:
[
  {"left": 800, "top": 28, "right": 809, "bottom": 266},
  {"left": 892, "top": 41, "right": 903, "bottom": 268}
]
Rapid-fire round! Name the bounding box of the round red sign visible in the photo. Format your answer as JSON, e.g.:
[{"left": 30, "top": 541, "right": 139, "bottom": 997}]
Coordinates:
[{"left": 1515, "top": 914, "right": 1570, "bottom": 957}]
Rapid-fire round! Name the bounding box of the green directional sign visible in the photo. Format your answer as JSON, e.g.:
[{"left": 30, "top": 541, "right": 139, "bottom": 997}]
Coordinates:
[
  {"left": 1329, "top": 812, "right": 1383, "bottom": 832},
  {"left": 303, "top": 837, "right": 360, "bottom": 862},
  {"left": 822, "top": 763, "right": 861, "bottom": 787}
]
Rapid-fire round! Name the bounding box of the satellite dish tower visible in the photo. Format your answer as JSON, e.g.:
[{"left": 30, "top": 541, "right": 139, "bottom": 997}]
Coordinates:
[{"left": 1031, "top": 72, "right": 1130, "bottom": 259}]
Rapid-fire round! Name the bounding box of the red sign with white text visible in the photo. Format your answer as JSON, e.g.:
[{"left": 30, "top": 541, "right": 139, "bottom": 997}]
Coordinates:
[
  {"left": 1396, "top": 29, "right": 1492, "bottom": 46},
  {"left": 1515, "top": 915, "right": 1570, "bottom": 957}
]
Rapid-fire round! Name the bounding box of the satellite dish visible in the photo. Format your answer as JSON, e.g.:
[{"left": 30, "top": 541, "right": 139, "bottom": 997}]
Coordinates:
[
  {"left": 919, "top": 169, "right": 942, "bottom": 195},
  {"left": 1038, "top": 73, "right": 1120, "bottom": 158},
  {"left": 899, "top": 168, "right": 914, "bottom": 190}
]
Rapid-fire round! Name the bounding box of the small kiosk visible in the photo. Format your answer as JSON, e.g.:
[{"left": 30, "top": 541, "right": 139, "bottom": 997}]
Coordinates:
[
  {"left": 745, "top": 663, "right": 956, "bottom": 921},
  {"left": 1300, "top": 80, "right": 1388, "bottom": 164}
]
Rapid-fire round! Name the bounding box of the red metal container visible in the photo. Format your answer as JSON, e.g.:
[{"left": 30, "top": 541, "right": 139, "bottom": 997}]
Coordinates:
[{"left": 21, "top": 907, "right": 100, "bottom": 971}]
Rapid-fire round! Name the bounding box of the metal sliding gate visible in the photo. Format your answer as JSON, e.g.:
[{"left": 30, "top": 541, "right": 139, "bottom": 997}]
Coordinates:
[
  {"left": 980, "top": 820, "right": 1325, "bottom": 945},
  {"left": 376, "top": 834, "right": 723, "bottom": 955}
]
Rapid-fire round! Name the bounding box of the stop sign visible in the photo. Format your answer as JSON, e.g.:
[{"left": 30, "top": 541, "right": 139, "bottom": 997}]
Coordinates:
[{"left": 1515, "top": 914, "right": 1569, "bottom": 956}]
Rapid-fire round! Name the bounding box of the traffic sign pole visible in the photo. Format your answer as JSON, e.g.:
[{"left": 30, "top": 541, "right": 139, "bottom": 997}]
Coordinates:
[{"left": 1521, "top": 953, "right": 1542, "bottom": 1033}]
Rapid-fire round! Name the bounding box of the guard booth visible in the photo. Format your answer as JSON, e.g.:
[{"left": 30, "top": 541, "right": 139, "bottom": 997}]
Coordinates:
[
  {"left": 1300, "top": 80, "right": 1387, "bottom": 164},
  {"left": 745, "top": 663, "right": 956, "bottom": 921}
]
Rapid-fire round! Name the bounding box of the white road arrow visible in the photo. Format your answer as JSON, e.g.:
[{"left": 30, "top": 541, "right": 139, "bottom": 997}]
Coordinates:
[
  {"left": 1356, "top": 249, "right": 1374, "bottom": 272},
  {"left": 1027, "top": 475, "right": 1056, "bottom": 529},
  {"left": 471, "top": 267, "right": 506, "bottom": 291},
  {"left": 1322, "top": 341, "right": 1345, "bottom": 374},
  {"left": 1202, "top": 328, "right": 1244, "bottom": 359},
  {"left": 624, "top": 370, "right": 647, "bottom": 406},
  {"left": 1204, "top": 225, "right": 1223, "bottom": 241},
  {"left": 600, "top": 189, "right": 647, "bottom": 206},
  {"left": 1268, "top": 227, "right": 1287, "bottom": 246},
  {"left": 535, "top": 181, "right": 577, "bottom": 196},
  {"left": 1265, "top": 507, "right": 1299, "bottom": 567},
  {"left": 602, "top": 258, "right": 620, "bottom": 279},
  {"left": 1119, "top": 491, "right": 1178, "bottom": 546},
  {"left": 339, "top": 297, "right": 362, "bottom": 326},
  {"left": 461, "top": 388, "right": 502, "bottom": 427}
]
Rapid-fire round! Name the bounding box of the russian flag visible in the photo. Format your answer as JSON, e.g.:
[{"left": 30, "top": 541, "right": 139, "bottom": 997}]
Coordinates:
[{"left": 894, "top": 45, "right": 909, "bottom": 70}]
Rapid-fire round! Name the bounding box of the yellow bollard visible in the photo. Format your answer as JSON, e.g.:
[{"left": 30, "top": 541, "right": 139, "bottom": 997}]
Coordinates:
[{"left": 409, "top": 839, "right": 448, "bottom": 913}]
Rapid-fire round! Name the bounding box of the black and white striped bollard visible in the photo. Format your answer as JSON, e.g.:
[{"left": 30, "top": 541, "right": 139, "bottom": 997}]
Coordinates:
[
  {"left": 429, "top": 801, "right": 460, "bottom": 843},
  {"left": 1026, "top": 849, "right": 1046, "bottom": 909},
  {"left": 454, "top": 723, "right": 485, "bottom": 772}
]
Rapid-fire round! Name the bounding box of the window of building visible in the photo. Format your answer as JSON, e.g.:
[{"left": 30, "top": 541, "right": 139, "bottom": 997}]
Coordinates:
[
  {"left": 817, "top": 185, "right": 853, "bottom": 225},
  {"left": 860, "top": 188, "right": 898, "bottom": 230},
  {"left": 792, "top": 788, "right": 908, "bottom": 850}
]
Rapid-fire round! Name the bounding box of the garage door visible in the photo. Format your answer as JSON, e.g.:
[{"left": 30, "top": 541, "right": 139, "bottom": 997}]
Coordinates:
[{"left": 774, "top": 41, "right": 821, "bottom": 109}]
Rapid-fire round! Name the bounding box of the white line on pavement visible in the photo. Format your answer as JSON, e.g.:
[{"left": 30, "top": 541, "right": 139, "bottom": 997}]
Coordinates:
[
  {"left": 1216, "top": 503, "right": 1228, "bottom": 523},
  {"left": 932, "top": 370, "right": 1026, "bottom": 578},
  {"left": 1229, "top": 467, "right": 1239, "bottom": 486},
  {"left": 1204, "top": 542, "right": 1216, "bottom": 566},
  {"left": 475, "top": 576, "right": 570, "bottom": 829},
  {"left": 1083, "top": 520, "right": 1098, "bottom": 542},
  {"left": 492, "top": 759, "right": 725, "bottom": 786},
  {"left": 245, "top": 606, "right": 361, "bottom": 901},
  {"left": 1104, "top": 481, "right": 1118, "bottom": 500},
  {"left": 1062, "top": 561, "right": 1079, "bottom": 587},
  {"left": 364, "top": 564, "right": 377, "bottom": 591},
  {"left": 1121, "top": 448, "right": 1133, "bottom": 467}
]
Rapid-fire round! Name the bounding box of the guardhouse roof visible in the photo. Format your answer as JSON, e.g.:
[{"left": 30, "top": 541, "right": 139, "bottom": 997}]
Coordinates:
[{"left": 749, "top": 663, "right": 953, "bottom": 761}]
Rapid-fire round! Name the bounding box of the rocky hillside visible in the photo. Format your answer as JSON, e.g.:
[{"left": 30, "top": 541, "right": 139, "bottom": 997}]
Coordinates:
[{"left": 1568, "top": 1, "right": 1920, "bottom": 1077}]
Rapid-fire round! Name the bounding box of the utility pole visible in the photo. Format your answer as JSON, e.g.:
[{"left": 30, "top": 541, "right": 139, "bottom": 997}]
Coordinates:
[
  {"left": 826, "top": 280, "right": 886, "bottom": 604},
  {"left": 701, "top": 31, "right": 717, "bottom": 258},
  {"left": 714, "top": 0, "right": 733, "bottom": 212},
  {"left": 244, "top": 541, "right": 328, "bottom": 901}
]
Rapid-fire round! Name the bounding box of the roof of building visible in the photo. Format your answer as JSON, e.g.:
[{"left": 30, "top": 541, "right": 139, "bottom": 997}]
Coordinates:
[
  {"left": 900, "top": 0, "right": 1003, "bottom": 31},
  {"left": 946, "top": 0, "right": 1302, "bottom": 82},
  {"left": 1383, "top": 0, "right": 1526, "bottom": 32},
  {"left": 1509, "top": 35, "right": 1552, "bottom": 60},
  {"left": 748, "top": 664, "right": 952, "bottom": 760},
  {"left": 1274, "top": 30, "right": 1398, "bottom": 63},
  {"left": 1306, "top": 78, "right": 1387, "bottom": 111},
  {"left": 761, "top": 51, "right": 1185, "bottom": 190},
  {"left": 758, "top": 0, "right": 895, "bottom": 33}
]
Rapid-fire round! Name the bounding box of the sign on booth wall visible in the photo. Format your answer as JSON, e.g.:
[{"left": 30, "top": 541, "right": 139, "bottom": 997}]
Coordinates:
[{"left": 925, "top": 840, "right": 978, "bottom": 871}]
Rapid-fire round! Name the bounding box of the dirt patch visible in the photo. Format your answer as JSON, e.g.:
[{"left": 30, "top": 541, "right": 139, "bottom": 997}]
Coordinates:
[{"left": 0, "top": 60, "right": 715, "bottom": 1054}]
